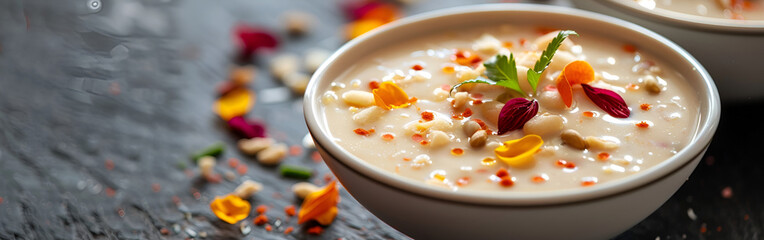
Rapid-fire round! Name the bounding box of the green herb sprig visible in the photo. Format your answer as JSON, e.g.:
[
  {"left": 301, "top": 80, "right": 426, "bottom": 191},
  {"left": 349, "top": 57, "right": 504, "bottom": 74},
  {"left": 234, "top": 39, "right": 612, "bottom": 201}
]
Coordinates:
[{"left": 450, "top": 30, "right": 578, "bottom": 96}]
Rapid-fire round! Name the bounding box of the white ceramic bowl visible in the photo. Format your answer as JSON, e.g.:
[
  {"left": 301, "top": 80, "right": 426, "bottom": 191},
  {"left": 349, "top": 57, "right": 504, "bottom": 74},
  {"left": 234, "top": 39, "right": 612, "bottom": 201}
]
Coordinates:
[
  {"left": 304, "top": 4, "right": 720, "bottom": 240},
  {"left": 574, "top": 0, "right": 764, "bottom": 102}
]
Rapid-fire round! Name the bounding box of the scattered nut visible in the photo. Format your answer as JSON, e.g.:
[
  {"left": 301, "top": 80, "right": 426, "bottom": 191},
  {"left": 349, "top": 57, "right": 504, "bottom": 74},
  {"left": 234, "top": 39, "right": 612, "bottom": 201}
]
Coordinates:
[
  {"left": 283, "top": 72, "right": 310, "bottom": 94},
  {"left": 523, "top": 114, "right": 564, "bottom": 137},
  {"left": 469, "top": 130, "right": 488, "bottom": 148},
  {"left": 560, "top": 129, "right": 587, "bottom": 150},
  {"left": 234, "top": 180, "right": 263, "bottom": 199},
  {"left": 537, "top": 90, "right": 567, "bottom": 111},
  {"left": 270, "top": 54, "right": 299, "bottom": 80},
  {"left": 643, "top": 75, "right": 662, "bottom": 94},
  {"left": 257, "top": 143, "right": 288, "bottom": 165},
  {"left": 230, "top": 65, "right": 256, "bottom": 85},
  {"left": 238, "top": 138, "right": 273, "bottom": 155},
  {"left": 292, "top": 182, "right": 319, "bottom": 199},
  {"left": 283, "top": 11, "right": 313, "bottom": 36},
  {"left": 428, "top": 130, "right": 451, "bottom": 148},
  {"left": 198, "top": 156, "right": 216, "bottom": 178},
  {"left": 462, "top": 120, "right": 482, "bottom": 136},
  {"left": 341, "top": 90, "right": 375, "bottom": 107},
  {"left": 585, "top": 136, "right": 619, "bottom": 150},
  {"left": 304, "top": 48, "right": 331, "bottom": 73},
  {"left": 352, "top": 106, "right": 387, "bottom": 124}
]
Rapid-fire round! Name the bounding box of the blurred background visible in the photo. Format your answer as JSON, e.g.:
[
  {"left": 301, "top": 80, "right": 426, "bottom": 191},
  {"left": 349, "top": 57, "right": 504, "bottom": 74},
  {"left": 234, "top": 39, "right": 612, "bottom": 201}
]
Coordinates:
[{"left": 0, "top": 0, "right": 760, "bottom": 239}]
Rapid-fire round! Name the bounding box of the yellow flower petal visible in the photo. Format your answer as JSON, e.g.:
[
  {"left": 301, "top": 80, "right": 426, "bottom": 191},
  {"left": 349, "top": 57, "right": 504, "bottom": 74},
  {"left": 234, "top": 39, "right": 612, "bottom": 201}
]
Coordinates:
[
  {"left": 314, "top": 206, "right": 338, "bottom": 225},
  {"left": 214, "top": 88, "right": 254, "bottom": 121},
  {"left": 494, "top": 134, "right": 544, "bottom": 167},
  {"left": 372, "top": 81, "right": 410, "bottom": 110},
  {"left": 210, "top": 195, "right": 251, "bottom": 224},
  {"left": 346, "top": 19, "right": 386, "bottom": 40}
]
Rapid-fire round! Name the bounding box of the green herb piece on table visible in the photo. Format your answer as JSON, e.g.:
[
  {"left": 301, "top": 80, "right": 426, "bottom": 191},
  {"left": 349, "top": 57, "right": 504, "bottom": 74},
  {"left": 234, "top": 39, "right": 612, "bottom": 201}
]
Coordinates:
[
  {"left": 280, "top": 164, "right": 313, "bottom": 179},
  {"left": 526, "top": 30, "right": 578, "bottom": 93},
  {"left": 191, "top": 142, "right": 225, "bottom": 162}
]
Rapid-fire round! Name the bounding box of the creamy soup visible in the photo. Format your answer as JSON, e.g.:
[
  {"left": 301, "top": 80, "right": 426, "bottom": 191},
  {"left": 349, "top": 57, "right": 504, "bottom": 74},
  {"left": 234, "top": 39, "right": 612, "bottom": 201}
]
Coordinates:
[
  {"left": 635, "top": 0, "right": 764, "bottom": 20},
  {"left": 320, "top": 26, "right": 699, "bottom": 192}
]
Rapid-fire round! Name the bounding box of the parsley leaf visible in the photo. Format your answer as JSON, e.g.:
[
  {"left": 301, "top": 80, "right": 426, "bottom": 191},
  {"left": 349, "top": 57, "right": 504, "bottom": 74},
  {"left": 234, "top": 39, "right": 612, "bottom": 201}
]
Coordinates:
[
  {"left": 526, "top": 30, "right": 578, "bottom": 93},
  {"left": 451, "top": 53, "right": 523, "bottom": 95}
]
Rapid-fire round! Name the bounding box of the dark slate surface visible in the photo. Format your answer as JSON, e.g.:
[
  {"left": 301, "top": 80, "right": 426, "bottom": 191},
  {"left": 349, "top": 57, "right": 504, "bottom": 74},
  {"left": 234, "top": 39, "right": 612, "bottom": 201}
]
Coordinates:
[{"left": 0, "top": 0, "right": 761, "bottom": 239}]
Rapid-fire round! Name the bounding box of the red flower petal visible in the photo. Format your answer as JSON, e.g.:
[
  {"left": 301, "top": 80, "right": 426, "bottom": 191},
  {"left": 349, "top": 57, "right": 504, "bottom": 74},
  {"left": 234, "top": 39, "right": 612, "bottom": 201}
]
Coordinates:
[
  {"left": 342, "top": 1, "right": 383, "bottom": 20},
  {"left": 228, "top": 116, "right": 267, "bottom": 138},
  {"left": 498, "top": 98, "right": 539, "bottom": 134},
  {"left": 581, "top": 84, "right": 630, "bottom": 118},
  {"left": 234, "top": 24, "right": 278, "bottom": 59}
]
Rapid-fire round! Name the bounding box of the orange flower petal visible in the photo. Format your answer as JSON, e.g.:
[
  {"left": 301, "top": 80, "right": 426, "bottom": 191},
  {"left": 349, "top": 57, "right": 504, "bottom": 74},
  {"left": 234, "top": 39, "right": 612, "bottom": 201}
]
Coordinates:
[
  {"left": 298, "top": 181, "right": 340, "bottom": 224},
  {"left": 346, "top": 19, "right": 386, "bottom": 40},
  {"left": 556, "top": 74, "right": 573, "bottom": 108},
  {"left": 210, "top": 195, "right": 251, "bottom": 224},
  {"left": 373, "top": 81, "right": 410, "bottom": 110},
  {"left": 214, "top": 88, "right": 254, "bottom": 121},
  {"left": 562, "top": 60, "right": 595, "bottom": 85},
  {"left": 361, "top": 4, "right": 398, "bottom": 23}
]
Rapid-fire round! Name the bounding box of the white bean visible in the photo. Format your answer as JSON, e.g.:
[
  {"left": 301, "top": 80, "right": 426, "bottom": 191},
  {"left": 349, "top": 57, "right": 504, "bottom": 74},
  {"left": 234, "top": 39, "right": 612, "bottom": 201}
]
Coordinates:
[
  {"left": 561, "top": 129, "right": 587, "bottom": 150},
  {"left": 342, "top": 90, "right": 375, "bottom": 107},
  {"left": 198, "top": 156, "right": 216, "bottom": 178},
  {"left": 238, "top": 138, "right": 273, "bottom": 155},
  {"left": 537, "top": 90, "right": 567, "bottom": 112},
  {"left": 452, "top": 92, "right": 470, "bottom": 109},
  {"left": 523, "top": 114, "right": 564, "bottom": 137},
  {"left": 352, "top": 106, "right": 387, "bottom": 124},
  {"left": 469, "top": 130, "right": 488, "bottom": 148},
  {"left": 428, "top": 130, "right": 451, "bottom": 148},
  {"left": 585, "top": 136, "right": 620, "bottom": 150}
]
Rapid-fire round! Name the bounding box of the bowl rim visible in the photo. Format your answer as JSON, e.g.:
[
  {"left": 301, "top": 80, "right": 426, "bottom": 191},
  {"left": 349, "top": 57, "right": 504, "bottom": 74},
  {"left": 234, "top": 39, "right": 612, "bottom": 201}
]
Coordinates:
[
  {"left": 303, "top": 3, "right": 721, "bottom": 206},
  {"left": 599, "top": 0, "right": 764, "bottom": 33}
]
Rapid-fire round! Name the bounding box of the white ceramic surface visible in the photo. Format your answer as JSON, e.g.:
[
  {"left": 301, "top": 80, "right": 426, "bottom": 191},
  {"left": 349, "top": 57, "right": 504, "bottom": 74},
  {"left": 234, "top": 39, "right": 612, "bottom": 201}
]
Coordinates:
[
  {"left": 574, "top": 0, "right": 764, "bottom": 102},
  {"left": 304, "top": 4, "right": 720, "bottom": 239}
]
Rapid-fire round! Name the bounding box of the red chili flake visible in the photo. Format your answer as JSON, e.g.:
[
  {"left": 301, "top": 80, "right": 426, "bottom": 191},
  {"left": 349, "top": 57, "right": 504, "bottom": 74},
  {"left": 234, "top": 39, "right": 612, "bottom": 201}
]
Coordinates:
[
  {"left": 450, "top": 148, "right": 464, "bottom": 156},
  {"left": 440, "top": 84, "right": 451, "bottom": 91},
  {"left": 456, "top": 177, "right": 470, "bottom": 186},
  {"left": 622, "top": 44, "right": 637, "bottom": 53},
  {"left": 323, "top": 173, "right": 333, "bottom": 183},
  {"left": 451, "top": 114, "right": 464, "bottom": 120},
  {"left": 311, "top": 151, "right": 322, "bottom": 162},
  {"left": 228, "top": 158, "right": 240, "bottom": 168},
  {"left": 184, "top": 169, "right": 194, "bottom": 178},
  {"left": 531, "top": 175, "right": 547, "bottom": 183},
  {"left": 582, "top": 111, "right": 594, "bottom": 118},
  {"left": 581, "top": 84, "right": 630, "bottom": 118},
  {"left": 381, "top": 133, "right": 395, "bottom": 141},
  {"left": 502, "top": 41, "right": 513, "bottom": 49},
  {"left": 307, "top": 226, "right": 324, "bottom": 235},
  {"left": 284, "top": 226, "right": 294, "bottom": 235},
  {"left": 236, "top": 164, "right": 248, "bottom": 175},
  {"left": 556, "top": 160, "right": 570, "bottom": 168},
  {"left": 411, "top": 134, "right": 425, "bottom": 142},
  {"left": 536, "top": 27, "right": 558, "bottom": 35},
  {"left": 151, "top": 183, "right": 161, "bottom": 193},
  {"left": 256, "top": 205, "right": 268, "bottom": 214},
  {"left": 402, "top": 157, "right": 411, "bottom": 161},
  {"left": 495, "top": 168, "right": 509, "bottom": 178},
  {"left": 254, "top": 214, "right": 269, "bottom": 225},
  {"left": 597, "top": 152, "right": 610, "bottom": 161},
  {"left": 265, "top": 224, "right": 273, "bottom": 231},
  {"left": 544, "top": 85, "right": 557, "bottom": 91},
  {"left": 353, "top": 128, "right": 374, "bottom": 136},
  {"left": 473, "top": 119, "right": 487, "bottom": 129},
  {"left": 289, "top": 145, "right": 303, "bottom": 156},
  {"left": 744, "top": 214, "right": 750, "bottom": 220},
  {"left": 421, "top": 111, "right": 434, "bottom": 121},
  {"left": 411, "top": 64, "right": 424, "bottom": 71},
  {"left": 716, "top": 226, "right": 722, "bottom": 232},
  {"left": 172, "top": 196, "right": 181, "bottom": 205},
  {"left": 368, "top": 81, "right": 380, "bottom": 90},
  {"left": 581, "top": 180, "right": 596, "bottom": 186},
  {"left": 472, "top": 99, "right": 483, "bottom": 105},
  {"left": 640, "top": 103, "right": 652, "bottom": 111},
  {"left": 626, "top": 83, "right": 640, "bottom": 91},
  {"left": 192, "top": 191, "right": 202, "bottom": 200},
  {"left": 206, "top": 173, "right": 223, "bottom": 183},
  {"left": 408, "top": 97, "right": 418, "bottom": 104},
  {"left": 105, "top": 188, "right": 116, "bottom": 197},
  {"left": 462, "top": 108, "right": 473, "bottom": 118},
  {"left": 284, "top": 205, "right": 296, "bottom": 217},
  {"left": 160, "top": 227, "right": 170, "bottom": 235},
  {"left": 700, "top": 225, "right": 707, "bottom": 233},
  {"left": 499, "top": 176, "right": 514, "bottom": 187},
  {"left": 519, "top": 38, "right": 527, "bottom": 46},
  {"left": 565, "top": 162, "right": 576, "bottom": 169},
  {"left": 117, "top": 208, "right": 125, "bottom": 217},
  {"left": 419, "top": 140, "right": 429, "bottom": 145},
  {"left": 105, "top": 159, "right": 115, "bottom": 171},
  {"left": 635, "top": 121, "right": 650, "bottom": 128}
]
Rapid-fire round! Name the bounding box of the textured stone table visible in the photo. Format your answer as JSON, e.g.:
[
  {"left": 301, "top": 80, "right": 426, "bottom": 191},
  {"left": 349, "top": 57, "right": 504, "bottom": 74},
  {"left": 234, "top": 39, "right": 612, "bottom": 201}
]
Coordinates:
[{"left": 0, "top": 0, "right": 760, "bottom": 239}]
